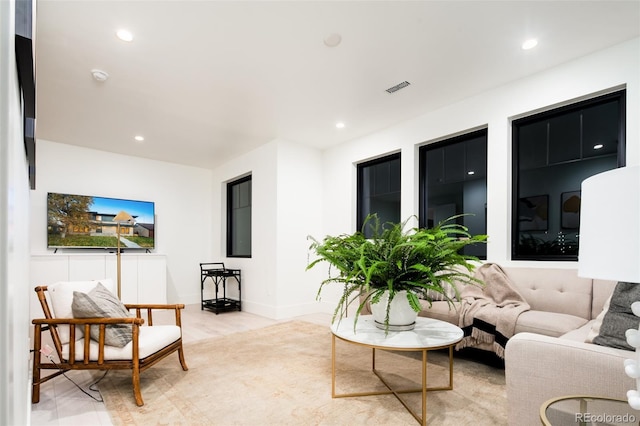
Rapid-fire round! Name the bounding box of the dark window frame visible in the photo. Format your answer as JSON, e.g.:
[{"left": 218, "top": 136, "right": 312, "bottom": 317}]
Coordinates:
[
  {"left": 226, "top": 174, "right": 252, "bottom": 258},
  {"left": 356, "top": 152, "right": 401, "bottom": 235},
  {"left": 511, "top": 90, "right": 626, "bottom": 261},
  {"left": 418, "top": 128, "right": 488, "bottom": 260}
]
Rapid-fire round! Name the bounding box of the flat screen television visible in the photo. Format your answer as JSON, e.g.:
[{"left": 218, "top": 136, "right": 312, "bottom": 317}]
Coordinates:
[{"left": 47, "top": 192, "right": 155, "bottom": 250}]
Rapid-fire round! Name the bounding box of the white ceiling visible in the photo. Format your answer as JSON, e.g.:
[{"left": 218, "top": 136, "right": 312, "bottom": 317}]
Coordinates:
[{"left": 34, "top": 0, "right": 640, "bottom": 169}]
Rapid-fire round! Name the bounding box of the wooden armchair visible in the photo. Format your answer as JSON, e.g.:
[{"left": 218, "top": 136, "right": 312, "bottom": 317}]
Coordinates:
[{"left": 32, "top": 279, "right": 188, "bottom": 406}]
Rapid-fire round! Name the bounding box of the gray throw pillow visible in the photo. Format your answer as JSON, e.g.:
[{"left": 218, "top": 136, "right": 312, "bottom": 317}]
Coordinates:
[
  {"left": 71, "top": 282, "right": 133, "bottom": 348},
  {"left": 593, "top": 281, "right": 640, "bottom": 351}
]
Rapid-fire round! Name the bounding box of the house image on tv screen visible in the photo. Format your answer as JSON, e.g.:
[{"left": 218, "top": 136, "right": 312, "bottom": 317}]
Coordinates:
[{"left": 47, "top": 192, "right": 155, "bottom": 249}]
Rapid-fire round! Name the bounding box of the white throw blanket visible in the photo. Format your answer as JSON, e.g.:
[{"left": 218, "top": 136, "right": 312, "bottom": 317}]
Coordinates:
[{"left": 456, "top": 263, "right": 530, "bottom": 358}]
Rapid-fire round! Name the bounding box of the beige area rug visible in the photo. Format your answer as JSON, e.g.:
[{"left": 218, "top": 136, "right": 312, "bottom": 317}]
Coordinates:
[{"left": 99, "top": 321, "right": 506, "bottom": 425}]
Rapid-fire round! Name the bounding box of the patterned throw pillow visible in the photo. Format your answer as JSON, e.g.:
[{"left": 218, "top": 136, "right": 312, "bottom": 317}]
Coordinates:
[
  {"left": 592, "top": 282, "right": 640, "bottom": 351},
  {"left": 71, "top": 282, "right": 133, "bottom": 348}
]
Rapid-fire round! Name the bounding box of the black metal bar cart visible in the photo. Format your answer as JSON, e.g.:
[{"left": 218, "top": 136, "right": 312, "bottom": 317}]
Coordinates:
[{"left": 200, "top": 262, "right": 241, "bottom": 314}]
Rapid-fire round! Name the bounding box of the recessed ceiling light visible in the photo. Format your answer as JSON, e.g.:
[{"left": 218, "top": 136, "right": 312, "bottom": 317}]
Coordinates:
[
  {"left": 467, "top": 171, "right": 475, "bottom": 175},
  {"left": 593, "top": 144, "right": 604, "bottom": 150},
  {"left": 335, "top": 122, "right": 345, "bottom": 129},
  {"left": 522, "top": 38, "right": 538, "bottom": 50},
  {"left": 116, "top": 29, "right": 134, "bottom": 42},
  {"left": 91, "top": 69, "right": 109, "bottom": 82},
  {"left": 134, "top": 135, "right": 145, "bottom": 142},
  {"left": 324, "top": 33, "right": 342, "bottom": 48}
]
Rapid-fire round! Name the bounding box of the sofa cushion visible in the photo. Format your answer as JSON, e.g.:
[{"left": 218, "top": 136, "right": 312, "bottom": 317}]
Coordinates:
[
  {"left": 591, "top": 279, "right": 618, "bottom": 319},
  {"left": 514, "top": 310, "right": 588, "bottom": 337},
  {"left": 504, "top": 268, "right": 592, "bottom": 319},
  {"left": 560, "top": 321, "right": 594, "bottom": 342},
  {"left": 420, "top": 265, "right": 474, "bottom": 302},
  {"left": 593, "top": 282, "right": 640, "bottom": 351},
  {"left": 585, "top": 294, "right": 612, "bottom": 343},
  {"left": 418, "top": 300, "right": 459, "bottom": 324},
  {"left": 422, "top": 282, "right": 457, "bottom": 302},
  {"left": 71, "top": 282, "right": 133, "bottom": 348}
]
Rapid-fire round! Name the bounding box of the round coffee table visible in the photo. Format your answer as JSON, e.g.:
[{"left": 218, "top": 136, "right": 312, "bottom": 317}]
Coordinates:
[
  {"left": 331, "top": 315, "right": 463, "bottom": 426},
  {"left": 540, "top": 395, "right": 639, "bottom": 425}
]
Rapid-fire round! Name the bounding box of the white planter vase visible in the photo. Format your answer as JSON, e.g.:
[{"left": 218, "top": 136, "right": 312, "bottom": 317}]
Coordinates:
[{"left": 370, "top": 290, "right": 418, "bottom": 331}]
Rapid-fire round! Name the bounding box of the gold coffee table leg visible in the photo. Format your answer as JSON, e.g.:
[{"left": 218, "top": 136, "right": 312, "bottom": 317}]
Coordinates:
[
  {"left": 331, "top": 334, "right": 336, "bottom": 398},
  {"left": 333, "top": 339, "right": 459, "bottom": 425},
  {"left": 422, "top": 349, "right": 427, "bottom": 425},
  {"left": 331, "top": 316, "right": 463, "bottom": 425}
]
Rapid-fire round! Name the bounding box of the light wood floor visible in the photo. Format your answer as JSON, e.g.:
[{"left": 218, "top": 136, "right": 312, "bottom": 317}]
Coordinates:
[{"left": 30, "top": 304, "right": 331, "bottom": 426}]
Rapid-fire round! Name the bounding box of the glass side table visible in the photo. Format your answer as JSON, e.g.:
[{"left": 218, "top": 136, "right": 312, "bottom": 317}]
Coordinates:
[{"left": 540, "top": 395, "right": 640, "bottom": 426}]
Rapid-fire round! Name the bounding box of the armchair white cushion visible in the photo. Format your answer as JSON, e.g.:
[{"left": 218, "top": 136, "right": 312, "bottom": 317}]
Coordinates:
[{"left": 61, "top": 324, "right": 182, "bottom": 361}]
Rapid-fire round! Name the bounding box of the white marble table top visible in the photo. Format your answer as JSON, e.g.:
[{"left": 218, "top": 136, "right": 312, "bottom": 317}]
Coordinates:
[{"left": 331, "top": 315, "right": 463, "bottom": 350}]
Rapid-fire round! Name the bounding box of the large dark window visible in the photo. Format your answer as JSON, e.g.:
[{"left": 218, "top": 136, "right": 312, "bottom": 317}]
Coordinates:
[
  {"left": 357, "top": 153, "right": 401, "bottom": 237},
  {"left": 419, "top": 129, "right": 487, "bottom": 259},
  {"left": 227, "top": 175, "right": 252, "bottom": 257},
  {"left": 512, "top": 91, "right": 625, "bottom": 260}
]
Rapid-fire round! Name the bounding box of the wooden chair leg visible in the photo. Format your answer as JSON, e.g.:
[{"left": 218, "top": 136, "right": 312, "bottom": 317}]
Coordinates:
[
  {"left": 32, "top": 325, "right": 42, "bottom": 403},
  {"left": 178, "top": 344, "right": 189, "bottom": 371},
  {"left": 132, "top": 366, "right": 143, "bottom": 406}
]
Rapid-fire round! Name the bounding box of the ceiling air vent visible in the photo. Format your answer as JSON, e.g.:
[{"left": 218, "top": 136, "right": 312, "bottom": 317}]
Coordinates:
[{"left": 385, "top": 81, "right": 410, "bottom": 94}]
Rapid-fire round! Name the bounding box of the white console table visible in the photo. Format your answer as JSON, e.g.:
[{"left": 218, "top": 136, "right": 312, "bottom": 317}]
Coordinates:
[{"left": 30, "top": 253, "right": 167, "bottom": 304}]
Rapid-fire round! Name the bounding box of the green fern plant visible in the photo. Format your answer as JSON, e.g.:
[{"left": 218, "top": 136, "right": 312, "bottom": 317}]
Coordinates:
[{"left": 306, "top": 214, "right": 487, "bottom": 331}]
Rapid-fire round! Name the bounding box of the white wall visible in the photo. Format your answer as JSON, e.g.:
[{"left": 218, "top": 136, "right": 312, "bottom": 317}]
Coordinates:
[
  {"left": 1, "top": 0, "right": 32, "bottom": 423},
  {"left": 211, "top": 139, "right": 327, "bottom": 319},
  {"left": 275, "top": 140, "right": 325, "bottom": 318},
  {"left": 30, "top": 140, "right": 214, "bottom": 305},
  {"left": 321, "top": 37, "right": 640, "bottom": 277},
  {"left": 211, "top": 141, "right": 279, "bottom": 317}
]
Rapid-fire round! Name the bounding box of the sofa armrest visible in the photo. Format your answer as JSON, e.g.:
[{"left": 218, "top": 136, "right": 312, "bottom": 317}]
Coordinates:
[{"left": 505, "top": 332, "right": 634, "bottom": 425}]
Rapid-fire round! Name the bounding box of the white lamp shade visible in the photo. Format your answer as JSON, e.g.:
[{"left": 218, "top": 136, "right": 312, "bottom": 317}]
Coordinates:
[{"left": 578, "top": 166, "right": 640, "bottom": 283}]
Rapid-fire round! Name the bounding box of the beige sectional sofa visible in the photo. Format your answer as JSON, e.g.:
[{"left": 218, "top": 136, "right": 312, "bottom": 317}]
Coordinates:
[
  {"left": 502, "top": 274, "right": 638, "bottom": 425},
  {"left": 506, "top": 329, "right": 636, "bottom": 425},
  {"left": 420, "top": 266, "right": 615, "bottom": 338},
  {"left": 414, "top": 264, "right": 635, "bottom": 426},
  {"left": 359, "top": 264, "right": 636, "bottom": 424}
]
